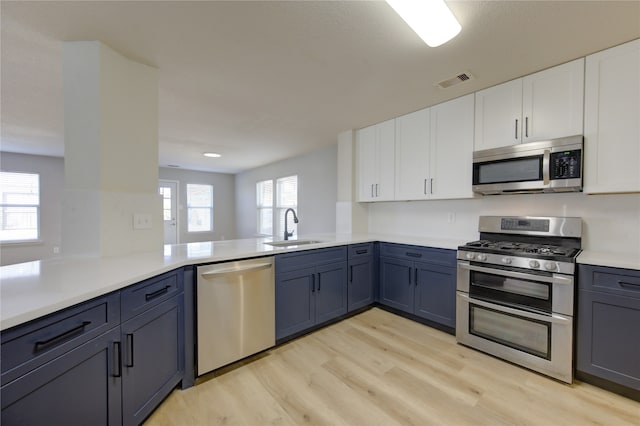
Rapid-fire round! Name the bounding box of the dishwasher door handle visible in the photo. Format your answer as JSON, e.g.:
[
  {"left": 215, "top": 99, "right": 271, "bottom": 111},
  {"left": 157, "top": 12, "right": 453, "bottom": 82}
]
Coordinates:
[{"left": 200, "top": 262, "right": 273, "bottom": 279}]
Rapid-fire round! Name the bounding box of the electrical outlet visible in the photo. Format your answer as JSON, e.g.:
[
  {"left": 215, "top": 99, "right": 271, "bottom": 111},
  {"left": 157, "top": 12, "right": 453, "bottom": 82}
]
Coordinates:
[
  {"left": 53, "top": 246, "right": 60, "bottom": 254},
  {"left": 133, "top": 213, "right": 152, "bottom": 229},
  {"left": 448, "top": 212, "right": 456, "bottom": 223}
]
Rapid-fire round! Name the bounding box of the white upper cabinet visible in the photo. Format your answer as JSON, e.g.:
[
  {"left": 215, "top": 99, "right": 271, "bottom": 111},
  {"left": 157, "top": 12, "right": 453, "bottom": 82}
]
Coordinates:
[
  {"left": 394, "top": 94, "right": 475, "bottom": 201},
  {"left": 429, "top": 94, "right": 475, "bottom": 200},
  {"left": 356, "top": 119, "right": 395, "bottom": 202},
  {"left": 394, "top": 108, "right": 430, "bottom": 200},
  {"left": 522, "top": 58, "right": 585, "bottom": 142},
  {"left": 474, "top": 79, "right": 522, "bottom": 150},
  {"left": 475, "top": 58, "right": 584, "bottom": 150},
  {"left": 583, "top": 39, "right": 640, "bottom": 194}
]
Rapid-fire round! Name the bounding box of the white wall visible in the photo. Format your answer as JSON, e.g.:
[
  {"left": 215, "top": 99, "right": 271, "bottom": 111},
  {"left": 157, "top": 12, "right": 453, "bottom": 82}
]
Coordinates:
[
  {"left": 158, "top": 168, "right": 236, "bottom": 243},
  {"left": 0, "top": 153, "right": 64, "bottom": 266},
  {"left": 367, "top": 192, "right": 640, "bottom": 255},
  {"left": 235, "top": 145, "right": 338, "bottom": 239}
]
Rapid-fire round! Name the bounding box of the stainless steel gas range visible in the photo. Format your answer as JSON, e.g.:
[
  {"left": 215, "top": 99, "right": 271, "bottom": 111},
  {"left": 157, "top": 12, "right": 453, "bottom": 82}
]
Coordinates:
[{"left": 456, "top": 216, "right": 582, "bottom": 383}]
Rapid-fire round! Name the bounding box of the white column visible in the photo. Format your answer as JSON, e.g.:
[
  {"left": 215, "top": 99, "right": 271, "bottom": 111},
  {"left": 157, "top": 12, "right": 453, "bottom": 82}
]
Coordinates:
[
  {"left": 336, "top": 130, "right": 368, "bottom": 234},
  {"left": 62, "top": 41, "right": 162, "bottom": 257}
]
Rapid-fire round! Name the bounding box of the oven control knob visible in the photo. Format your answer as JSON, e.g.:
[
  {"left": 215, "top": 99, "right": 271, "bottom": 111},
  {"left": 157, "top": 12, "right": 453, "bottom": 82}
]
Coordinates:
[
  {"left": 529, "top": 260, "right": 540, "bottom": 269},
  {"left": 466, "top": 253, "right": 475, "bottom": 260},
  {"left": 544, "top": 262, "right": 557, "bottom": 271},
  {"left": 502, "top": 257, "right": 512, "bottom": 265},
  {"left": 477, "top": 254, "right": 488, "bottom": 262}
]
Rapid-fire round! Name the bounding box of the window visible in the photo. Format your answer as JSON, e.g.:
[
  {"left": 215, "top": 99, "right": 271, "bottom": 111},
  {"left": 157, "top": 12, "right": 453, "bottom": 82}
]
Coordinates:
[
  {"left": 0, "top": 171, "right": 40, "bottom": 242},
  {"left": 159, "top": 186, "right": 172, "bottom": 221},
  {"left": 256, "top": 180, "right": 273, "bottom": 236},
  {"left": 256, "top": 175, "right": 297, "bottom": 238},
  {"left": 187, "top": 184, "right": 213, "bottom": 232}
]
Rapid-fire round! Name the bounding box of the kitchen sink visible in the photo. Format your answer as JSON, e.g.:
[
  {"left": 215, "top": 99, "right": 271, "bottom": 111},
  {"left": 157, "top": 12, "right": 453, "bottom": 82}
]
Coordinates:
[{"left": 264, "top": 239, "right": 323, "bottom": 247}]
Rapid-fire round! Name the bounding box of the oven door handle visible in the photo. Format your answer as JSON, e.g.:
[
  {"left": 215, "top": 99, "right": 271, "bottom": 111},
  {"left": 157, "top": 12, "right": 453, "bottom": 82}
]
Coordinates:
[
  {"left": 458, "top": 292, "right": 572, "bottom": 324},
  {"left": 458, "top": 262, "right": 572, "bottom": 285}
]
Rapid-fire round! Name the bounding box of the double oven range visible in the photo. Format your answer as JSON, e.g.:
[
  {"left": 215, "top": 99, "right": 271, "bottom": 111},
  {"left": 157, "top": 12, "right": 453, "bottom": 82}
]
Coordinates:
[{"left": 456, "top": 216, "right": 582, "bottom": 383}]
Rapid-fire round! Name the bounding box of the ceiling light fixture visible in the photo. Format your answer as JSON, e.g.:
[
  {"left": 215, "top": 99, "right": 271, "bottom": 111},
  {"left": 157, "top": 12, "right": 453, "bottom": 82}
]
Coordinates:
[
  {"left": 385, "top": 0, "right": 461, "bottom": 47},
  {"left": 203, "top": 152, "right": 221, "bottom": 158}
]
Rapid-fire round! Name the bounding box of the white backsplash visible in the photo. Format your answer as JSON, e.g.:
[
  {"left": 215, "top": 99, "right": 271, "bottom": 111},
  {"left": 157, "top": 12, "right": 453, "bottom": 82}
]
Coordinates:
[{"left": 367, "top": 192, "right": 640, "bottom": 255}]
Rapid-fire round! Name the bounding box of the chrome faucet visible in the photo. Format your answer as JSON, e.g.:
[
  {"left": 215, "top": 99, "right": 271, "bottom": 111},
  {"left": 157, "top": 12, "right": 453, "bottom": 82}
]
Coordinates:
[{"left": 284, "top": 208, "right": 299, "bottom": 240}]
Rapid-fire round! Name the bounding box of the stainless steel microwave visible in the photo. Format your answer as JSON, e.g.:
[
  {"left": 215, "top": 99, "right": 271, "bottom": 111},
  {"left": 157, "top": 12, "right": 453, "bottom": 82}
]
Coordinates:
[{"left": 472, "top": 135, "right": 583, "bottom": 195}]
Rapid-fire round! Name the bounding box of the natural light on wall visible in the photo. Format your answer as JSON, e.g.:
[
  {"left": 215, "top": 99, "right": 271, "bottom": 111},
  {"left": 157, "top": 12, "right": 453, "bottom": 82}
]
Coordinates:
[{"left": 386, "top": 0, "right": 461, "bottom": 47}]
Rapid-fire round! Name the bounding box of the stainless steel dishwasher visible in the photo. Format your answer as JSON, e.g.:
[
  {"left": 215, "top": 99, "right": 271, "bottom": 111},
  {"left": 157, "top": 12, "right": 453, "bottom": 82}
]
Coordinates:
[{"left": 196, "top": 256, "right": 275, "bottom": 375}]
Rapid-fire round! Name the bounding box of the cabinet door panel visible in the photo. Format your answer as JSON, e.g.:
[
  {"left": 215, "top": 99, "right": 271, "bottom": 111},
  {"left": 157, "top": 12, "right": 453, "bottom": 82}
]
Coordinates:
[
  {"left": 376, "top": 119, "right": 396, "bottom": 201},
  {"left": 584, "top": 39, "right": 640, "bottom": 193},
  {"left": 315, "top": 262, "right": 348, "bottom": 324},
  {"left": 577, "top": 289, "right": 640, "bottom": 391},
  {"left": 275, "top": 268, "right": 316, "bottom": 339},
  {"left": 430, "top": 94, "right": 474, "bottom": 200},
  {"left": 348, "top": 257, "right": 374, "bottom": 311},
  {"left": 121, "top": 297, "right": 183, "bottom": 426},
  {"left": 395, "top": 108, "right": 430, "bottom": 200},
  {"left": 356, "top": 124, "right": 377, "bottom": 201},
  {"left": 522, "top": 58, "right": 584, "bottom": 142},
  {"left": 379, "top": 257, "right": 414, "bottom": 313},
  {"left": 414, "top": 263, "right": 456, "bottom": 327},
  {"left": 1, "top": 328, "right": 122, "bottom": 426},
  {"left": 474, "top": 79, "right": 522, "bottom": 150}
]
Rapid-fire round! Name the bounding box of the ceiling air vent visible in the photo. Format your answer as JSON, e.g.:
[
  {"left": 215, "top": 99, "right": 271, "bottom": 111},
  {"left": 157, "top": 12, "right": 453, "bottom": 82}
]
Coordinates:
[{"left": 436, "top": 71, "right": 474, "bottom": 89}]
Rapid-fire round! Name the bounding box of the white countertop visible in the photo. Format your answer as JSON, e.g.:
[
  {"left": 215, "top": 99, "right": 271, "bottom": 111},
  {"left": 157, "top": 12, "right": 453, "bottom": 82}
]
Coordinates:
[
  {"left": 0, "top": 233, "right": 465, "bottom": 331},
  {"left": 577, "top": 250, "right": 640, "bottom": 270}
]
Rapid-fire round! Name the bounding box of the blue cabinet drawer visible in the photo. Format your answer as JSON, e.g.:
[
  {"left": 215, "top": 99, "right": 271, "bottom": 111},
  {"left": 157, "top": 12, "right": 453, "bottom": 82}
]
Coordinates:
[
  {"left": 380, "top": 243, "right": 456, "bottom": 267},
  {"left": 348, "top": 243, "right": 374, "bottom": 259},
  {"left": 1, "top": 292, "right": 120, "bottom": 386},
  {"left": 121, "top": 269, "right": 184, "bottom": 321},
  {"left": 276, "top": 246, "right": 348, "bottom": 274},
  {"left": 579, "top": 265, "right": 640, "bottom": 299}
]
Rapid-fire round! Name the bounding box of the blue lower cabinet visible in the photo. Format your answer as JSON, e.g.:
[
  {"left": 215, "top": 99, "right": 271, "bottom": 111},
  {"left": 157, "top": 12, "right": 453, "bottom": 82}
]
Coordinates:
[
  {"left": 1, "top": 327, "right": 122, "bottom": 426},
  {"left": 275, "top": 247, "right": 349, "bottom": 340},
  {"left": 276, "top": 262, "right": 348, "bottom": 340},
  {"left": 121, "top": 296, "right": 184, "bottom": 426},
  {"left": 577, "top": 265, "right": 640, "bottom": 394},
  {"left": 379, "top": 257, "right": 414, "bottom": 313},
  {"left": 348, "top": 256, "right": 375, "bottom": 311},
  {"left": 379, "top": 243, "right": 456, "bottom": 329},
  {"left": 315, "top": 262, "right": 348, "bottom": 324},
  {"left": 414, "top": 262, "right": 456, "bottom": 327},
  {"left": 275, "top": 267, "right": 317, "bottom": 339},
  {"left": 1, "top": 268, "right": 186, "bottom": 426}
]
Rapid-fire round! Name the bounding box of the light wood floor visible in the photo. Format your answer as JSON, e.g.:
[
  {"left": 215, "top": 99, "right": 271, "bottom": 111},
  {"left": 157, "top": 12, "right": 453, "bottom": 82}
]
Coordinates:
[{"left": 146, "top": 308, "right": 639, "bottom": 425}]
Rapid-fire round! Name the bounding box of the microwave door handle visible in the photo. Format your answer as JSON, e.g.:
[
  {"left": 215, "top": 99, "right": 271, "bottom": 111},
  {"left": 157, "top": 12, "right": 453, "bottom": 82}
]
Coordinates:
[
  {"left": 458, "top": 262, "right": 572, "bottom": 285},
  {"left": 542, "top": 149, "right": 551, "bottom": 185}
]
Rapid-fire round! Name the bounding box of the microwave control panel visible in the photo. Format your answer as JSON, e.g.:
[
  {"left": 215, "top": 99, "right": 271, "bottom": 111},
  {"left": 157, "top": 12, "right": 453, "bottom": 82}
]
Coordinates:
[{"left": 550, "top": 150, "right": 581, "bottom": 179}]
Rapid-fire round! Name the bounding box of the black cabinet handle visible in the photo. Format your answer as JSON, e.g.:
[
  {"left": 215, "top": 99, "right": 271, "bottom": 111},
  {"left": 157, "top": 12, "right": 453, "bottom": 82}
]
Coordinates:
[
  {"left": 525, "top": 116, "right": 529, "bottom": 138},
  {"left": 34, "top": 321, "right": 91, "bottom": 352},
  {"left": 125, "top": 333, "right": 134, "bottom": 367},
  {"left": 414, "top": 268, "right": 418, "bottom": 286},
  {"left": 318, "top": 273, "right": 321, "bottom": 291},
  {"left": 311, "top": 274, "right": 315, "bottom": 293},
  {"left": 515, "top": 119, "right": 518, "bottom": 139},
  {"left": 618, "top": 280, "right": 640, "bottom": 290},
  {"left": 355, "top": 249, "right": 368, "bottom": 255},
  {"left": 145, "top": 285, "right": 171, "bottom": 301},
  {"left": 406, "top": 252, "right": 422, "bottom": 258},
  {"left": 350, "top": 265, "right": 353, "bottom": 283},
  {"left": 113, "top": 341, "right": 122, "bottom": 377}
]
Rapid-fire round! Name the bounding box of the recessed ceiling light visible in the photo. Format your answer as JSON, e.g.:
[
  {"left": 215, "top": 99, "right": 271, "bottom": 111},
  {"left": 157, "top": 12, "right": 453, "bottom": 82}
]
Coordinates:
[
  {"left": 203, "top": 152, "right": 221, "bottom": 158},
  {"left": 386, "top": 0, "right": 461, "bottom": 47}
]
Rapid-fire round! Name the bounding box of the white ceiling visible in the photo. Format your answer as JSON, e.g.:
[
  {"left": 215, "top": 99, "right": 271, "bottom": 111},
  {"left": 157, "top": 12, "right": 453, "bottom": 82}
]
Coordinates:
[{"left": 1, "top": 1, "right": 639, "bottom": 174}]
